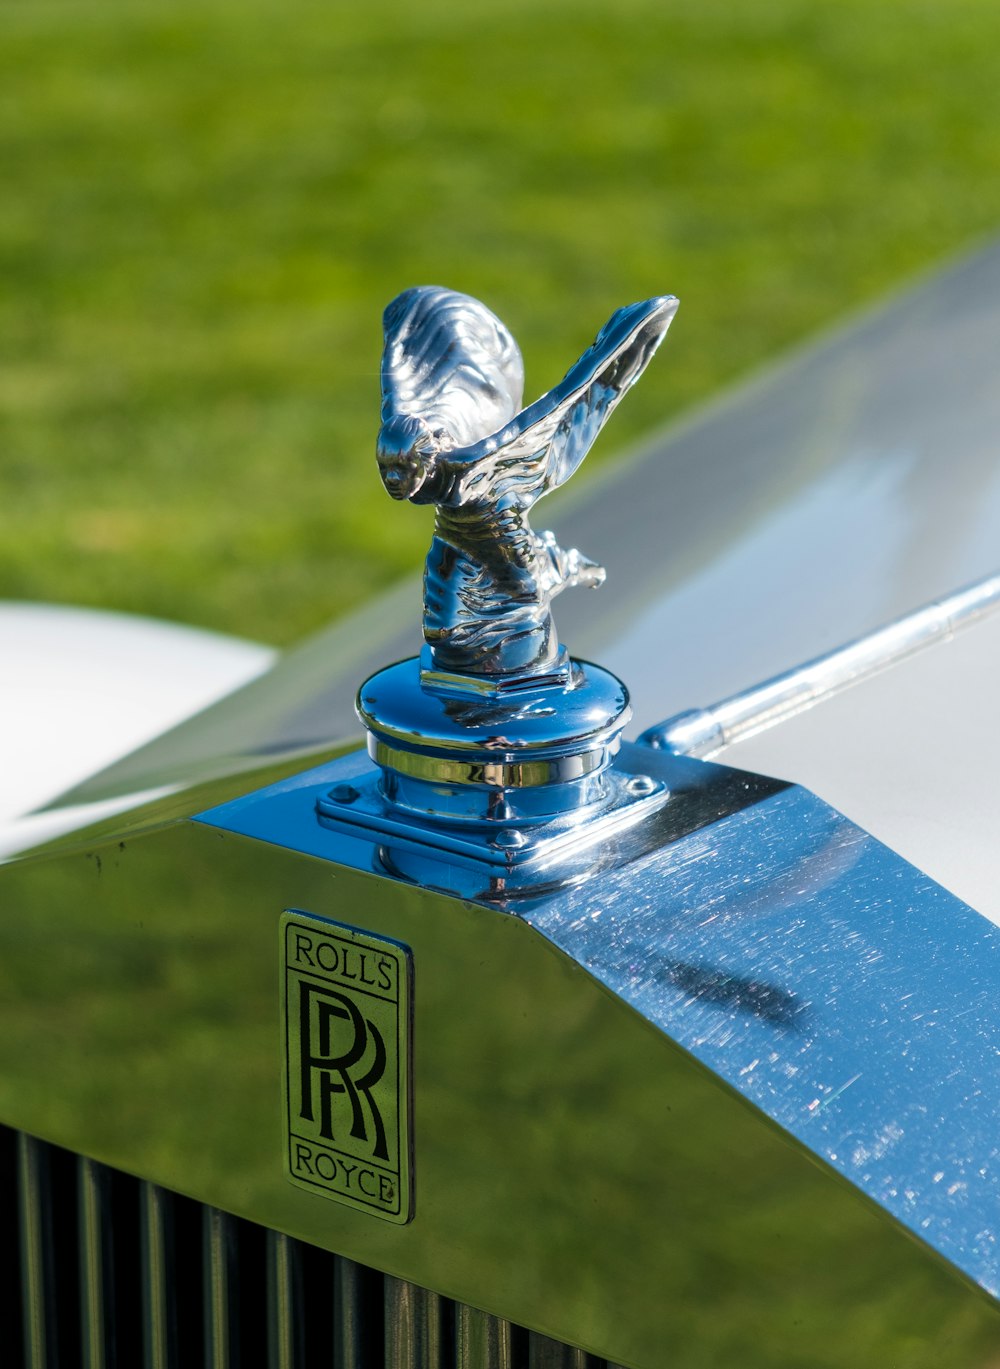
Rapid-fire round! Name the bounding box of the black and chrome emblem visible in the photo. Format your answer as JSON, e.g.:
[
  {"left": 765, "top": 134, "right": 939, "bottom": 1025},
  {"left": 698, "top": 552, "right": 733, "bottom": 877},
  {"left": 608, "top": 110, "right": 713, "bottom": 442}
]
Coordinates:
[{"left": 281, "top": 910, "right": 412, "bottom": 1223}]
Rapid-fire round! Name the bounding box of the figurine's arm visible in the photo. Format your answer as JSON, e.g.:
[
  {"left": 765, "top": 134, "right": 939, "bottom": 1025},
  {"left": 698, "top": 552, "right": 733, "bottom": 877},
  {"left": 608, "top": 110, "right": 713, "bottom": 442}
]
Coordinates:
[{"left": 446, "top": 296, "right": 678, "bottom": 508}]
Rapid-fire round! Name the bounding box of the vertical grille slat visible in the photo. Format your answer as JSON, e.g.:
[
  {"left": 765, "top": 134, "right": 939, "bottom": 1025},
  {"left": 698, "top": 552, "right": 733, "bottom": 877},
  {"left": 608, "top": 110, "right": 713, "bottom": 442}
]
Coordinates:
[
  {"left": 266, "top": 1230, "right": 302, "bottom": 1369},
  {"left": 141, "top": 1183, "right": 178, "bottom": 1369},
  {"left": 334, "top": 1256, "right": 382, "bottom": 1369},
  {"left": 203, "top": 1208, "right": 240, "bottom": 1369},
  {"left": 384, "top": 1276, "right": 446, "bottom": 1368},
  {"left": 0, "top": 1125, "right": 26, "bottom": 1366},
  {"left": 78, "top": 1156, "right": 115, "bottom": 1369},
  {"left": 17, "top": 1132, "right": 60, "bottom": 1369},
  {"left": 5, "top": 1124, "right": 616, "bottom": 1369},
  {"left": 455, "top": 1303, "right": 514, "bottom": 1368}
]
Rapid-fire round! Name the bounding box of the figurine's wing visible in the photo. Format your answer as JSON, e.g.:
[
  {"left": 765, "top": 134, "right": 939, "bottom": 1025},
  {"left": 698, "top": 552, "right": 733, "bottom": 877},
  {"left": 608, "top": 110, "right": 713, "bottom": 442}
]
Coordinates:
[
  {"left": 450, "top": 296, "right": 678, "bottom": 506},
  {"left": 380, "top": 287, "right": 525, "bottom": 447}
]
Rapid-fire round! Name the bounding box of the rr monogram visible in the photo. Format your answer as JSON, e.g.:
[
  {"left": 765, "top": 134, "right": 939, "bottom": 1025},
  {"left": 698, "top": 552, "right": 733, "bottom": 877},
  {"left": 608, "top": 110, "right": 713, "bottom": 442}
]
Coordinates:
[{"left": 298, "top": 981, "right": 388, "bottom": 1160}]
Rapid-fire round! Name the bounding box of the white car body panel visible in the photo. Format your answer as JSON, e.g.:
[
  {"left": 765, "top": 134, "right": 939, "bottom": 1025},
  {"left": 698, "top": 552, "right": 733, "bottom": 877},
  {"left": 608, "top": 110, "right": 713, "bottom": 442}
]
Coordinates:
[{"left": 0, "top": 602, "right": 274, "bottom": 847}]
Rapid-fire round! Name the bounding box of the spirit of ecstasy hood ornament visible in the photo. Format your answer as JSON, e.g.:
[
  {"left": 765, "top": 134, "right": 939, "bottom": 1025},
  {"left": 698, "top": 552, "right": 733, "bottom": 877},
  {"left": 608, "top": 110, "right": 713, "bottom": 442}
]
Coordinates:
[
  {"left": 377, "top": 286, "right": 677, "bottom": 678},
  {"left": 319, "top": 286, "right": 677, "bottom": 896}
]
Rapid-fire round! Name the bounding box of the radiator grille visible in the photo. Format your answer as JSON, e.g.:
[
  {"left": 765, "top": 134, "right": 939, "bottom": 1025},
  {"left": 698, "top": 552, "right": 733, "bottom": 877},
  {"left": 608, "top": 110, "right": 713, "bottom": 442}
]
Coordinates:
[{"left": 4, "top": 1126, "right": 624, "bottom": 1369}]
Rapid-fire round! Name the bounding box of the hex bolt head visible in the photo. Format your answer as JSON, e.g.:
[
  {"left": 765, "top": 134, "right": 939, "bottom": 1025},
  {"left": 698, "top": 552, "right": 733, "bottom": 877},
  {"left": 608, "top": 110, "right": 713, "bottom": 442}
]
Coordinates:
[
  {"left": 627, "top": 774, "right": 657, "bottom": 796},
  {"left": 328, "top": 782, "right": 360, "bottom": 804}
]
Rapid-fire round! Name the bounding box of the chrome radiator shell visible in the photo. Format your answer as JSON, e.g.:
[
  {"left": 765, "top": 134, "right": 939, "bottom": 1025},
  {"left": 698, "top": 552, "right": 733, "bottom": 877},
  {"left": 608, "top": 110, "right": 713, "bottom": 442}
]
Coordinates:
[{"left": 1, "top": 741, "right": 998, "bottom": 1366}]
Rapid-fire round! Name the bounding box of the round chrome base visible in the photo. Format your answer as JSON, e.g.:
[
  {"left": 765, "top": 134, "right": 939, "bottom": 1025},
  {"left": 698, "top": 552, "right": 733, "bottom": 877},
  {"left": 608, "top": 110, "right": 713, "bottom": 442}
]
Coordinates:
[
  {"left": 357, "top": 650, "right": 631, "bottom": 824},
  {"left": 314, "top": 651, "right": 667, "bottom": 896}
]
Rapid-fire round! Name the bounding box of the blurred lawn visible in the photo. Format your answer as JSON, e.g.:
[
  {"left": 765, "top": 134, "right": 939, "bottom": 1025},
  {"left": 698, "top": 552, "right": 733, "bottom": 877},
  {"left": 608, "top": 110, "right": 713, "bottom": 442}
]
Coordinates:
[{"left": 4, "top": 0, "right": 1000, "bottom": 644}]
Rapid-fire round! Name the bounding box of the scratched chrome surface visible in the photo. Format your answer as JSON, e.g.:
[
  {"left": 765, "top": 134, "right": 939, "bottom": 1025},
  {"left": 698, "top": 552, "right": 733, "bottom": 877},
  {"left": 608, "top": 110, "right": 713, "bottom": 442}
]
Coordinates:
[
  {"left": 198, "top": 741, "right": 1000, "bottom": 1304},
  {"left": 520, "top": 759, "right": 1000, "bottom": 1301}
]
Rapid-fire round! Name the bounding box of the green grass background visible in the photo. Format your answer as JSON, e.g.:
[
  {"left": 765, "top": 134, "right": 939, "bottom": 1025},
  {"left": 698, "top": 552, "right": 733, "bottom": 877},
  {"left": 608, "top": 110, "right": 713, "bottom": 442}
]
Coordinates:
[
  {"left": 3, "top": 0, "right": 1000, "bottom": 649},
  {"left": 5, "top": 9, "right": 1000, "bottom": 1361}
]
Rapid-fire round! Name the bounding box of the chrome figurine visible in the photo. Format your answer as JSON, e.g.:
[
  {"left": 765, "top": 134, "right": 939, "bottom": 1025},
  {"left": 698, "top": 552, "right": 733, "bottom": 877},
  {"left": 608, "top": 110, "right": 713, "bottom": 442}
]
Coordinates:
[
  {"left": 377, "top": 287, "right": 678, "bottom": 677},
  {"left": 327, "top": 284, "right": 679, "bottom": 893}
]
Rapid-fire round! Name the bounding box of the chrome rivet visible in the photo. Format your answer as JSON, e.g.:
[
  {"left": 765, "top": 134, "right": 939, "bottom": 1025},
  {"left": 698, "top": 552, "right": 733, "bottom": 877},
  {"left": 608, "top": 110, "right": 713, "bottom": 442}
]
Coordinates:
[
  {"left": 329, "top": 783, "right": 359, "bottom": 804},
  {"left": 627, "top": 774, "right": 657, "bottom": 796},
  {"left": 492, "top": 829, "right": 527, "bottom": 850}
]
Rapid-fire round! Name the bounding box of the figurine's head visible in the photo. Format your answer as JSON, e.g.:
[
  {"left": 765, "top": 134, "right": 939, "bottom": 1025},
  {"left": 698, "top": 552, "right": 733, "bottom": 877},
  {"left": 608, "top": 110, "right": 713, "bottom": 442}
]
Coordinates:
[{"left": 376, "top": 413, "right": 449, "bottom": 502}]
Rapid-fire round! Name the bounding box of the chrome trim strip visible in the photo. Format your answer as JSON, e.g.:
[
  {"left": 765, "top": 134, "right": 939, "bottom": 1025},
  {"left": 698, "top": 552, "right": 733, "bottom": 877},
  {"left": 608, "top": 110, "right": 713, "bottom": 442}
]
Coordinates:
[
  {"left": 369, "top": 737, "right": 607, "bottom": 788},
  {"left": 641, "top": 571, "right": 1000, "bottom": 757}
]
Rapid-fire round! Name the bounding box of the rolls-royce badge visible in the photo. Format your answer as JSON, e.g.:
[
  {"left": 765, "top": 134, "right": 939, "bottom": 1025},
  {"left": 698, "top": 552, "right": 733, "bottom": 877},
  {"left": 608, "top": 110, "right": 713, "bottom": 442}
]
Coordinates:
[{"left": 281, "top": 910, "right": 413, "bottom": 1224}]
